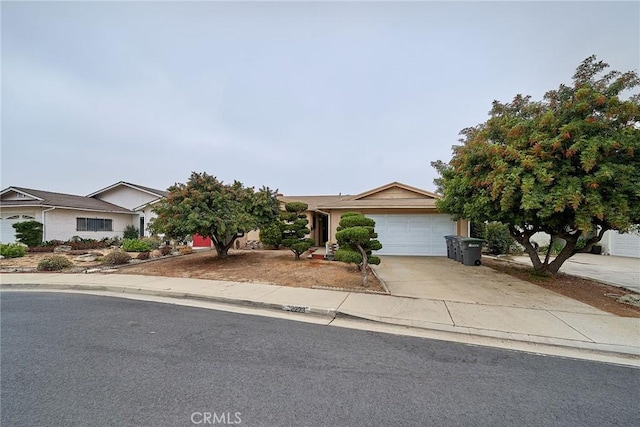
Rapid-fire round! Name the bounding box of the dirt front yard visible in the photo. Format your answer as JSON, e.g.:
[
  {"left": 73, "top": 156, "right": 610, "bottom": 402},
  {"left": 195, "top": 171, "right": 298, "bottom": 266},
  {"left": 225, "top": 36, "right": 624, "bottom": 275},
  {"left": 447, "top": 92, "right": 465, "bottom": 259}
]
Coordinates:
[
  {"left": 2, "top": 248, "right": 638, "bottom": 316},
  {"left": 116, "top": 249, "right": 387, "bottom": 292}
]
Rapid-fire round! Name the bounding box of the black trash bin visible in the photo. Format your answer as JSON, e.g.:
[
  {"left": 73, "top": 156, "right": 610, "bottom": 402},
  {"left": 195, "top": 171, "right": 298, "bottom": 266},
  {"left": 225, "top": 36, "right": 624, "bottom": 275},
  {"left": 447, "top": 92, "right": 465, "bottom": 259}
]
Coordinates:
[
  {"left": 460, "top": 238, "right": 484, "bottom": 266},
  {"left": 452, "top": 236, "right": 463, "bottom": 263},
  {"left": 444, "top": 235, "right": 457, "bottom": 260}
]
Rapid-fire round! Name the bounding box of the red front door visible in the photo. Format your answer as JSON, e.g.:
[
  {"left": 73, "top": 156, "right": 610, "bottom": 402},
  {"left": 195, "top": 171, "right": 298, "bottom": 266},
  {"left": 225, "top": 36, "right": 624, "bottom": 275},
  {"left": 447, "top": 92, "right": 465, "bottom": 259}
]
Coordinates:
[{"left": 192, "top": 234, "right": 212, "bottom": 248}]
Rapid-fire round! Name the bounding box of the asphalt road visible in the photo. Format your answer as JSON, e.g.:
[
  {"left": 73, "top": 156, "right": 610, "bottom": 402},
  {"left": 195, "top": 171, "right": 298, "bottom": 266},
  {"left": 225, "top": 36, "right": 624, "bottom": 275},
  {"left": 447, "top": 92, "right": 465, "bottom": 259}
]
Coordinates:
[{"left": 1, "top": 292, "right": 638, "bottom": 427}]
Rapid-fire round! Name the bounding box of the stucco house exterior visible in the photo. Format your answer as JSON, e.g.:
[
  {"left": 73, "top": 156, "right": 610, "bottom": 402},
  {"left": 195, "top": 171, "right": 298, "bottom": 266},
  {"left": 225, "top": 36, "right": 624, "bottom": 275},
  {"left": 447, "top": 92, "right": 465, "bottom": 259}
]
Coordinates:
[
  {"left": 0, "top": 182, "right": 167, "bottom": 244},
  {"left": 278, "top": 182, "right": 469, "bottom": 256}
]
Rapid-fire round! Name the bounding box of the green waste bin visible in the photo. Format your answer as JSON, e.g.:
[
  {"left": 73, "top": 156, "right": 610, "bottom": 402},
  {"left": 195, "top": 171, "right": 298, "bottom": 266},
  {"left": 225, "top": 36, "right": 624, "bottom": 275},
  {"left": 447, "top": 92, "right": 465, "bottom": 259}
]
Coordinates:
[{"left": 460, "top": 238, "right": 484, "bottom": 266}]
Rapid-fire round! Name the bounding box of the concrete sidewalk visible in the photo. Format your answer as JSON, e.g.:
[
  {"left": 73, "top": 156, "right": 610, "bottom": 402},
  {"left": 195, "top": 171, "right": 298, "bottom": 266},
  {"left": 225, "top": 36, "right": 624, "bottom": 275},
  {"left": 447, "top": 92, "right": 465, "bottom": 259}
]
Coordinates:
[{"left": 1, "top": 271, "right": 639, "bottom": 366}]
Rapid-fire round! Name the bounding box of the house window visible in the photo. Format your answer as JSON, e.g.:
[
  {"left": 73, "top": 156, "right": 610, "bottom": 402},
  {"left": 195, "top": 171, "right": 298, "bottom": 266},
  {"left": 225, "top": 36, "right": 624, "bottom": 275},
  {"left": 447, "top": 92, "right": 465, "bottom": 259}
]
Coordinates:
[{"left": 76, "top": 217, "right": 113, "bottom": 232}]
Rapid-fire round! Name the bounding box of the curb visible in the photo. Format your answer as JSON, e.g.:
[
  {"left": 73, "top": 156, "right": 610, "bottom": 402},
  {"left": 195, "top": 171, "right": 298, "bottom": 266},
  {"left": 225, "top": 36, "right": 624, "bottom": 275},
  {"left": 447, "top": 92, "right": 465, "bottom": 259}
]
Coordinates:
[
  {"left": 2, "top": 282, "right": 638, "bottom": 365},
  {"left": 333, "top": 311, "right": 640, "bottom": 364},
  {"left": 0, "top": 283, "right": 338, "bottom": 320}
]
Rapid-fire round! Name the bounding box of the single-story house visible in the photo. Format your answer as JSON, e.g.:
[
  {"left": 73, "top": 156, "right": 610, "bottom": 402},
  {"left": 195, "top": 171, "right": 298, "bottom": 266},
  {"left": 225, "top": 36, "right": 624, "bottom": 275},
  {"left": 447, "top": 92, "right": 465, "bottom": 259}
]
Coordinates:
[
  {"left": 0, "top": 182, "right": 167, "bottom": 244},
  {"left": 277, "top": 182, "right": 469, "bottom": 256},
  {"left": 2, "top": 180, "right": 468, "bottom": 257}
]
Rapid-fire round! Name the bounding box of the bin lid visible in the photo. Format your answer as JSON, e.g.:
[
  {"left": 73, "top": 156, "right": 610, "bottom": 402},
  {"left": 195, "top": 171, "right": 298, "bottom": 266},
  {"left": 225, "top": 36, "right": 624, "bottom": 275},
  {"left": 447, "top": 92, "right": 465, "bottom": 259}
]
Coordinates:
[{"left": 458, "top": 238, "right": 485, "bottom": 243}]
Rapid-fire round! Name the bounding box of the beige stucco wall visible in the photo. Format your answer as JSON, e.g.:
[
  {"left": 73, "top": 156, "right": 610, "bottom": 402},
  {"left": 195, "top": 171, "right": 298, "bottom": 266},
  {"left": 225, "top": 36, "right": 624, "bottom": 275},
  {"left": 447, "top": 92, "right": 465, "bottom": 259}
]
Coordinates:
[
  {"left": 43, "top": 209, "right": 136, "bottom": 241},
  {"left": 360, "top": 187, "right": 423, "bottom": 200}
]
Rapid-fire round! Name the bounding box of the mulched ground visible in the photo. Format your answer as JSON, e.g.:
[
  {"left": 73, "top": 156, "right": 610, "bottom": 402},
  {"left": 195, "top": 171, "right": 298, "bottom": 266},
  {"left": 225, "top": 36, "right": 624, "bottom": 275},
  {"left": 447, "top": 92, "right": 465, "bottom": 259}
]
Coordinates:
[{"left": 482, "top": 257, "right": 640, "bottom": 318}]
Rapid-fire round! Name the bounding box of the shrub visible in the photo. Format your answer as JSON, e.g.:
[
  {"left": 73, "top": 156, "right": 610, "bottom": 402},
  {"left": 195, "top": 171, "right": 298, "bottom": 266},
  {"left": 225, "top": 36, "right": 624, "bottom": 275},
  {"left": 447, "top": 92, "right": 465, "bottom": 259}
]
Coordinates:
[
  {"left": 137, "top": 251, "right": 150, "bottom": 260},
  {"left": 484, "top": 222, "right": 515, "bottom": 255},
  {"left": 159, "top": 245, "right": 172, "bottom": 256},
  {"left": 37, "top": 255, "right": 73, "bottom": 271},
  {"left": 0, "top": 243, "right": 26, "bottom": 258},
  {"left": 259, "top": 222, "right": 282, "bottom": 249},
  {"left": 101, "top": 250, "right": 131, "bottom": 266},
  {"left": 121, "top": 239, "right": 152, "bottom": 252},
  {"left": 470, "top": 221, "right": 486, "bottom": 239},
  {"left": 12, "top": 221, "right": 43, "bottom": 247},
  {"left": 123, "top": 225, "right": 139, "bottom": 240},
  {"left": 178, "top": 245, "right": 193, "bottom": 255},
  {"left": 140, "top": 236, "right": 162, "bottom": 250}
]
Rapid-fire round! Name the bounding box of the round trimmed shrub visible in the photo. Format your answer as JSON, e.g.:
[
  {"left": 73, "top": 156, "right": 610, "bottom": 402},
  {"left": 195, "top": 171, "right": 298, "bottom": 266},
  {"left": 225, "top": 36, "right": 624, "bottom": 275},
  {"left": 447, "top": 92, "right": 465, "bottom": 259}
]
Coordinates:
[
  {"left": 37, "top": 255, "right": 73, "bottom": 271},
  {"left": 159, "top": 245, "right": 172, "bottom": 256},
  {"left": 102, "top": 250, "right": 132, "bottom": 266},
  {"left": 137, "top": 251, "right": 150, "bottom": 260}
]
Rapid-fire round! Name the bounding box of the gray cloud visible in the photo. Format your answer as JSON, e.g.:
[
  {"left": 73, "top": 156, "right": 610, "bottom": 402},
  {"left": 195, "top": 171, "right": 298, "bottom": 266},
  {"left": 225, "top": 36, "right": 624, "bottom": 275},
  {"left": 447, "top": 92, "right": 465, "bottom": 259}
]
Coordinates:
[{"left": 2, "top": 1, "right": 638, "bottom": 196}]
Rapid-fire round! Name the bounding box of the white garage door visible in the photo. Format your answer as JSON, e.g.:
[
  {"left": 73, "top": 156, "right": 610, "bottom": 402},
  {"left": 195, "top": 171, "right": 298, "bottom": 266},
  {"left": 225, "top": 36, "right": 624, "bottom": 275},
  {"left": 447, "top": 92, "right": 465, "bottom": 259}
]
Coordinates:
[
  {"left": 610, "top": 230, "right": 640, "bottom": 258},
  {"left": 366, "top": 214, "right": 457, "bottom": 256},
  {"left": 0, "top": 213, "right": 36, "bottom": 244}
]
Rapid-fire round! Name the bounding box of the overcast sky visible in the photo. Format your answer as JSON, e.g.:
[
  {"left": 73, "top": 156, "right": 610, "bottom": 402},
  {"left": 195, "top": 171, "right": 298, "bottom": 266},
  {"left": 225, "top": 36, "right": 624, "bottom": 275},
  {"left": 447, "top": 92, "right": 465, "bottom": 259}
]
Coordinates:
[{"left": 2, "top": 1, "right": 638, "bottom": 197}]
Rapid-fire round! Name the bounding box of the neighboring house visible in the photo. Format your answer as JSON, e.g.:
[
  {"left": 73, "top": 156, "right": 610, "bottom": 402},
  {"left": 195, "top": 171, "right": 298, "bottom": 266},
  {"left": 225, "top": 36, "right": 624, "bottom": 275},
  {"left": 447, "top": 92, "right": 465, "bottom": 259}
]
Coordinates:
[
  {"left": 528, "top": 228, "right": 640, "bottom": 259},
  {"left": 87, "top": 182, "right": 167, "bottom": 237},
  {"left": 280, "top": 182, "right": 469, "bottom": 256},
  {"left": 600, "top": 229, "right": 640, "bottom": 258},
  {"left": 0, "top": 182, "right": 167, "bottom": 244}
]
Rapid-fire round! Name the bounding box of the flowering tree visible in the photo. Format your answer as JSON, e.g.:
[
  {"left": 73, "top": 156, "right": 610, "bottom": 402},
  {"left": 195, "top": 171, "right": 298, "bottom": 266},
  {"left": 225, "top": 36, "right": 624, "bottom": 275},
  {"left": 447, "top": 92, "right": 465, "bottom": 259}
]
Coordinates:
[
  {"left": 433, "top": 56, "right": 640, "bottom": 273},
  {"left": 150, "top": 172, "right": 280, "bottom": 258}
]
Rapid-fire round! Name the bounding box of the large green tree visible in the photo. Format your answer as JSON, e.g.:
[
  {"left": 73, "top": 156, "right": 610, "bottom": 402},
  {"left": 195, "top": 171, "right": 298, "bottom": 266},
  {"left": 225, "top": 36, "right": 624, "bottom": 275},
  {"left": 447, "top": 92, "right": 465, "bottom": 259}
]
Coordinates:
[
  {"left": 432, "top": 56, "right": 640, "bottom": 274},
  {"left": 150, "top": 172, "right": 280, "bottom": 258},
  {"left": 334, "top": 212, "right": 382, "bottom": 287}
]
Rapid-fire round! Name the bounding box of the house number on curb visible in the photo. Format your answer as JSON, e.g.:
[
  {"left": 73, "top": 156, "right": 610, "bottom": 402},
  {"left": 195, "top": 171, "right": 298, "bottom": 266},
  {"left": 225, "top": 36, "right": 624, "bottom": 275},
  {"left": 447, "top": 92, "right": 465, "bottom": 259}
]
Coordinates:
[{"left": 282, "top": 305, "right": 310, "bottom": 313}]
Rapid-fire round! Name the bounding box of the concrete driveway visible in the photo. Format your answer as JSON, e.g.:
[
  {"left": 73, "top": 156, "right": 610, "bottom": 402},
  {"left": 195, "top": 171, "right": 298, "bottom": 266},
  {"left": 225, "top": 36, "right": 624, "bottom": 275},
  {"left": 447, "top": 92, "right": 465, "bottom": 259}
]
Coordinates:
[
  {"left": 509, "top": 253, "right": 639, "bottom": 293},
  {"left": 371, "top": 256, "right": 605, "bottom": 313}
]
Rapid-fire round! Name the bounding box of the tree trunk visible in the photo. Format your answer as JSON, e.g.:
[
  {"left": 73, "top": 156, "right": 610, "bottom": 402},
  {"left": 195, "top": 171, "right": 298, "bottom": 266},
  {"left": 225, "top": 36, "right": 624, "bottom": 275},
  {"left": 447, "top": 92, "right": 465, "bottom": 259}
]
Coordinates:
[
  {"left": 211, "top": 233, "right": 238, "bottom": 259},
  {"left": 547, "top": 240, "right": 577, "bottom": 274},
  {"left": 357, "top": 245, "right": 369, "bottom": 287}
]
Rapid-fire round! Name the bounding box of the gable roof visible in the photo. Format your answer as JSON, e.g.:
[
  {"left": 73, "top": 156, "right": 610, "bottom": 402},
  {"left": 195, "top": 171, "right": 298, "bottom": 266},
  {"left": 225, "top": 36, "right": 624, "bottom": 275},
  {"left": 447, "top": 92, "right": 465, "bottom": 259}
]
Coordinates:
[
  {"left": 87, "top": 181, "right": 168, "bottom": 198},
  {"left": 0, "top": 187, "right": 134, "bottom": 214},
  {"left": 350, "top": 181, "right": 439, "bottom": 200},
  {"left": 317, "top": 182, "right": 440, "bottom": 210},
  {"left": 278, "top": 195, "right": 345, "bottom": 211}
]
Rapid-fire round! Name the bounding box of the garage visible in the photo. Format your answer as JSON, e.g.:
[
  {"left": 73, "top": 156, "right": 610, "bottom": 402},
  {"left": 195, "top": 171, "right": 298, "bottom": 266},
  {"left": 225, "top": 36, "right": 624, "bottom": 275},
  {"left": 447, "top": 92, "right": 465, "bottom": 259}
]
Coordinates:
[
  {"left": 367, "top": 214, "right": 457, "bottom": 256},
  {"left": 609, "top": 230, "right": 640, "bottom": 258},
  {"left": 0, "top": 213, "right": 36, "bottom": 244}
]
